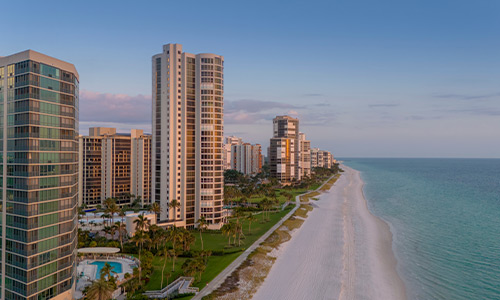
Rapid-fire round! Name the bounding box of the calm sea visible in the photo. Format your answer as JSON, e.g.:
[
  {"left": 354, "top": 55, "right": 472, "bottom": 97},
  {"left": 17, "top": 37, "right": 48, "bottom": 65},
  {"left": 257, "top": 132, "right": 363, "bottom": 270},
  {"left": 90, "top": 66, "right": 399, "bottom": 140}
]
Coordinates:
[{"left": 342, "top": 158, "right": 500, "bottom": 300}]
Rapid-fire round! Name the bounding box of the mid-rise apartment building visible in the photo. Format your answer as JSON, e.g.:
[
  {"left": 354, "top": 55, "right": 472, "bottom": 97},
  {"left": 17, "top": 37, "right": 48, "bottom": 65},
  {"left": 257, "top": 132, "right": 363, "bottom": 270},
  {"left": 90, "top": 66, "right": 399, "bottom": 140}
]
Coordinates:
[
  {"left": 152, "top": 43, "right": 224, "bottom": 228},
  {"left": 311, "top": 148, "right": 334, "bottom": 169},
  {"left": 298, "top": 133, "right": 311, "bottom": 178},
  {"left": 231, "top": 143, "right": 262, "bottom": 175},
  {"left": 223, "top": 136, "right": 242, "bottom": 170},
  {"left": 78, "top": 128, "right": 151, "bottom": 207},
  {"left": 269, "top": 115, "right": 300, "bottom": 183},
  {"left": 0, "top": 50, "right": 78, "bottom": 300}
]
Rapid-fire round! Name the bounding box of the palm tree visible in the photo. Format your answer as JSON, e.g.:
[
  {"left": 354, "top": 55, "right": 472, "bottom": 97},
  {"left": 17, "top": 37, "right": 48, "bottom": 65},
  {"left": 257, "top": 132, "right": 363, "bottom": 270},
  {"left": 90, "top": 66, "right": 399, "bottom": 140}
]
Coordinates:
[
  {"left": 116, "top": 221, "right": 127, "bottom": 251},
  {"left": 196, "top": 216, "right": 208, "bottom": 250},
  {"left": 103, "top": 226, "right": 112, "bottom": 239},
  {"left": 246, "top": 213, "right": 256, "bottom": 234},
  {"left": 182, "top": 256, "right": 206, "bottom": 282},
  {"left": 166, "top": 226, "right": 182, "bottom": 271},
  {"left": 123, "top": 268, "right": 141, "bottom": 296},
  {"left": 240, "top": 196, "right": 249, "bottom": 207},
  {"left": 181, "top": 229, "right": 196, "bottom": 252},
  {"left": 151, "top": 202, "right": 162, "bottom": 216},
  {"left": 85, "top": 278, "right": 114, "bottom": 300},
  {"left": 149, "top": 225, "right": 165, "bottom": 251},
  {"left": 99, "top": 262, "right": 117, "bottom": 280},
  {"left": 132, "top": 231, "right": 151, "bottom": 281},
  {"left": 133, "top": 214, "right": 151, "bottom": 232},
  {"left": 119, "top": 207, "right": 127, "bottom": 223},
  {"left": 221, "top": 223, "right": 233, "bottom": 246},
  {"left": 122, "top": 272, "right": 131, "bottom": 294},
  {"left": 260, "top": 197, "right": 273, "bottom": 221},
  {"left": 105, "top": 201, "right": 120, "bottom": 226},
  {"left": 235, "top": 222, "right": 244, "bottom": 246},
  {"left": 160, "top": 246, "right": 174, "bottom": 289},
  {"left": 101, "top": 213, "right": 111, "bottom": 227},
  {"left": 104, "top": 197, "right": 115, "bottom": 209},
  {"left": 168, "top": 199, "right": 181, "bottom": 222}
]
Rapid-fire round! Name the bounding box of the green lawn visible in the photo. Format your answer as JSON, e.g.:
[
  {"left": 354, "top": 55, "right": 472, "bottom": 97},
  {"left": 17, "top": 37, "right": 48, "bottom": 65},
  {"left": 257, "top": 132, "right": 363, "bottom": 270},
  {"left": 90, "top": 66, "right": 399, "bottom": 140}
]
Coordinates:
[
  {"left": 139, "top": 204, "right": 295, "bottom": 292},
  {"left": 247, "top": 187, "right": 310, "bottom": 205}
]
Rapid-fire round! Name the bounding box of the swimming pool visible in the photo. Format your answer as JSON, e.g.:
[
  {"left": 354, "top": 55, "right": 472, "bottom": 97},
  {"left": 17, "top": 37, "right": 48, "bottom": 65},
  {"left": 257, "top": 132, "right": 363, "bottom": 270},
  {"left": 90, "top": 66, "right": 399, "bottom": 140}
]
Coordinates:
[{"left": 90, "top": 261, "right": 123, "bottom": 278}]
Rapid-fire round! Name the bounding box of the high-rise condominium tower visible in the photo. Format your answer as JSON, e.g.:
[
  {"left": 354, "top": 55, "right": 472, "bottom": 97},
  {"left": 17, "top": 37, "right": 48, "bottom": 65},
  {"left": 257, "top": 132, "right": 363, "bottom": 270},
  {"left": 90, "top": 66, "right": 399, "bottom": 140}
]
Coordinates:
[
  {"left": 0, "top": 51, "right": 78, "bottom": 300},
  {"left": 152, "top": 44, "right": 224, "bottom": 228},
  {"left": 269, "top": 115, "right": 300, "bottom": 183}
]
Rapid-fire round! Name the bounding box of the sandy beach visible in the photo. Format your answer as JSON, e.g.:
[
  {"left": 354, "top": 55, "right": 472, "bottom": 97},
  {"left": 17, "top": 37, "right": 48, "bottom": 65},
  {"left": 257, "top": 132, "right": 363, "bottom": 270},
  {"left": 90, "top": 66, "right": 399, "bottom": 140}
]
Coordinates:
[{"left": 253, "top": 165, "right": 406, "bottom": 300}]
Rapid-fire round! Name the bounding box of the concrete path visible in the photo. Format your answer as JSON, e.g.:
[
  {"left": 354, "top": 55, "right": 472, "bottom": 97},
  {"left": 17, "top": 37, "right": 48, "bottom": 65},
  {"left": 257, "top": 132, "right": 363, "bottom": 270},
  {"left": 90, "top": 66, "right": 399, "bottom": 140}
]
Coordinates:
[{"left": 192, "top": 175, "right": 336, "bottom": 300}]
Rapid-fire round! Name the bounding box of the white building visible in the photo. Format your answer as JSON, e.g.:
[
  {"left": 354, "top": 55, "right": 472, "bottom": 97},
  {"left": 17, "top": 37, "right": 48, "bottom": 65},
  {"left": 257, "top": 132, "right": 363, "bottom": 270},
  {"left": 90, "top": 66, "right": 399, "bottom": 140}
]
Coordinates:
[
  {"left": 311, "top": 148, "right": 334, "bottom": 169},
  {"left": 231, "top": 143, "right": 262, "bottom": 175},
  {"left": 223, "top": 136, "right": 242, "bottom": 170},
  {"left": 131, "top": 129, "right": 152, "bottom": 207},
  {"left": 152, "top": 43, "right": 224, "bottom": 228},
  {"left": 298, "top": 133, "right": 311, "bottom": 178}
]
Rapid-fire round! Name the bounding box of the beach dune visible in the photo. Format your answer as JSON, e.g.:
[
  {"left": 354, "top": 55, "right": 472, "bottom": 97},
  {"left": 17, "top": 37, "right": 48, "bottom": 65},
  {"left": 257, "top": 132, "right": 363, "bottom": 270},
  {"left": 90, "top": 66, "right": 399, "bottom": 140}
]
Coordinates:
[{"left": 253, "top": 166, "right": 406, "bottom": 300}]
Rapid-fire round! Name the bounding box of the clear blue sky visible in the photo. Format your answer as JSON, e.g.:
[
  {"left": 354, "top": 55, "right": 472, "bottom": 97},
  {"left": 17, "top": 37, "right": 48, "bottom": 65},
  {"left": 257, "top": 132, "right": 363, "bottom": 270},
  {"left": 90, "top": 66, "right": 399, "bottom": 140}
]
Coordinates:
[{"left": 3, "top": 0, "right": 500, "bottom": 158}]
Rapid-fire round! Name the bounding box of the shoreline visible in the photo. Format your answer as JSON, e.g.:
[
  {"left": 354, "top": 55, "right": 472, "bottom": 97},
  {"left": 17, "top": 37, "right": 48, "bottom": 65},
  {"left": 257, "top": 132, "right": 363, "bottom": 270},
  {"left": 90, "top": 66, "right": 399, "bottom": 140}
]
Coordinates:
[{"left": 253, "top": 165, "right": 406, "bottom": 300}]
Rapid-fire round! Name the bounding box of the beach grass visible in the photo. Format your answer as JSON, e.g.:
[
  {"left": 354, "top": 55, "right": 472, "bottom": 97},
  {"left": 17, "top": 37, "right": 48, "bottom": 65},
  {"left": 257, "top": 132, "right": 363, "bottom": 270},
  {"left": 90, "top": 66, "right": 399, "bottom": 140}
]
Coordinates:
[{"left": 319, "top": 174, "right": 340, "bottom": 192}]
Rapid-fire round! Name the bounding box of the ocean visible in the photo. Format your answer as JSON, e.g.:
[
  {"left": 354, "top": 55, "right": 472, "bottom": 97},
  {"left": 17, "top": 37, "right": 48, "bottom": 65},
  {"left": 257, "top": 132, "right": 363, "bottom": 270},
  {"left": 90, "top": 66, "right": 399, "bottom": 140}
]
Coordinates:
[{"left": 342, "top": 158, "right": 500, "bottom": 300}]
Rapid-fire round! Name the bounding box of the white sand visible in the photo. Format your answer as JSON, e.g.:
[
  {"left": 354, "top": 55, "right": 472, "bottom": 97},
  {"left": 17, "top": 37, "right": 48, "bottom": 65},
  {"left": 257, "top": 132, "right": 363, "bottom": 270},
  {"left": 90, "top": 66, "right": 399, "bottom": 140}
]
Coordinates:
[{"left": 253, "top": 166, "right": 406, "bottom": 300}]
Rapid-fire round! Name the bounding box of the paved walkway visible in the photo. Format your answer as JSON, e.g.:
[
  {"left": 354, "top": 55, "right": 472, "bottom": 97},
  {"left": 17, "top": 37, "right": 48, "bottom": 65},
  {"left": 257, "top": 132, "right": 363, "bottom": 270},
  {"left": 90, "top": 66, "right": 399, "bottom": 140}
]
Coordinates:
[{"left": 192, "top": 175, "right": 336, "bottom": 300}]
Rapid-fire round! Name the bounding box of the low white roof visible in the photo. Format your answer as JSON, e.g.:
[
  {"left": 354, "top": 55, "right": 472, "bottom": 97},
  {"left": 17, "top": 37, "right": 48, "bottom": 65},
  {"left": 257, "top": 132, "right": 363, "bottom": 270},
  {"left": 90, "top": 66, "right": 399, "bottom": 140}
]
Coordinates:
[{"left": 78, "top": 247, "right": 120, "bottom": 254}]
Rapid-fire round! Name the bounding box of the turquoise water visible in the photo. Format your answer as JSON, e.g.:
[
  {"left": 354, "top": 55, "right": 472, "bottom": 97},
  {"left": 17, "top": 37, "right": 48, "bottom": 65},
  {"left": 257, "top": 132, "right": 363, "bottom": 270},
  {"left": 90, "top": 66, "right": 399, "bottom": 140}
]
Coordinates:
[
  {"left": 343, "top": 158, "right": 500, "bottom": 300},
  {"left": 91, "top": 261, "right": 123, "bottom": 277}
]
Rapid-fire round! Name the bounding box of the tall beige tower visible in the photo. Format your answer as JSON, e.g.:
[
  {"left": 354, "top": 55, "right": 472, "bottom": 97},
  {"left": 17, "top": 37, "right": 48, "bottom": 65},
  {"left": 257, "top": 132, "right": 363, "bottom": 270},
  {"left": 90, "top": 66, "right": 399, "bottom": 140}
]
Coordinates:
[
  {"left": 0, "top": 50, "right": 78, "bottom": 300},
  {"left": 152, "top": 44, "right": 224, "bottom": 228}
]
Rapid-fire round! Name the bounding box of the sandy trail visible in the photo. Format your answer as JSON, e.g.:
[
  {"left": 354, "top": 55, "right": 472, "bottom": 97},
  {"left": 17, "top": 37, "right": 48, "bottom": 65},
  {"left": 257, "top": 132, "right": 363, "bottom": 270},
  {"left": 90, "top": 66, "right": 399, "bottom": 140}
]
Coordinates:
[{"left": 253, "top": 166, "right": 406, "bottom": 300}]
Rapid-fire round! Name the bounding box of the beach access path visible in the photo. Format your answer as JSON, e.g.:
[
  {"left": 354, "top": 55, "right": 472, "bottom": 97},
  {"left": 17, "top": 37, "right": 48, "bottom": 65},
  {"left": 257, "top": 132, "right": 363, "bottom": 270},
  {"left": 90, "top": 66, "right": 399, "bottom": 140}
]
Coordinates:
[
  {"left": 192, "top": 174, "right": 337, "bottom": 300},
  {"left": 253, "top": 166, "right": 407, "bottom": 300}
]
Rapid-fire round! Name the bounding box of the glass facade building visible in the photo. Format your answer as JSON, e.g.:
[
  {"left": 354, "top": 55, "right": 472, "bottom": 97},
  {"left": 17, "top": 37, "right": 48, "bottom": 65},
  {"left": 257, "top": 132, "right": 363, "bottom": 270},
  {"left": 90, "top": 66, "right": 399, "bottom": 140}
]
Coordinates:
[{"left": 0, "top": 51, "right": 78, "bottom": 300}]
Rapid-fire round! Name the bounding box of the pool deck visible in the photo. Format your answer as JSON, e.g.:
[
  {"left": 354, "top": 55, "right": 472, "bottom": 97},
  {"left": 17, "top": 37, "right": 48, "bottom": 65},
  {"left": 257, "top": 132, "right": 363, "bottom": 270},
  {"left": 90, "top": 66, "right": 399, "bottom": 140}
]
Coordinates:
[{"left": 75, "top": 258, "right": 136, "bottom": 299}]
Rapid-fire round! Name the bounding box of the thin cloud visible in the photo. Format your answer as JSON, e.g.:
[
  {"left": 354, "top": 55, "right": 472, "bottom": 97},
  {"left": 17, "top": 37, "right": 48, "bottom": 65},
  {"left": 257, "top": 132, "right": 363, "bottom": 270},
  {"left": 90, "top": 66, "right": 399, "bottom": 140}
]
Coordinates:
[
  {"left": 435, "top": 107, "right": 500, "bottom": 116},
  {"left": 369, "top": 104, "right": 399, "bottom": 108},
  {"left": 302, "top": 93, "right": 323, "bottom": 97},
  {"left": 405, "top": 115, "right": 443, "bottom": 121},
  {"left": 434, "top": 93, "right": 500, "bottom": 101},
  {"left": 315, "top": 103, "right": 331, "bottom": 107},
  {"left": 225, "top": 99, "right": 300, "bottom": 113},
  {"left": 80, "top": 90, "right": 151, "bottom": 124}
]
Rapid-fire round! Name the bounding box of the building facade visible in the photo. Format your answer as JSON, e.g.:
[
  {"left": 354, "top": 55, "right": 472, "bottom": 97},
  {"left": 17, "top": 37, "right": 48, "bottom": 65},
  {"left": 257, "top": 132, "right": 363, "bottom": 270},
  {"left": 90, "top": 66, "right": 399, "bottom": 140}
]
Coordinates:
[
  {"left": 269, "top": 115, "right": 300, "bottom": 183},
  {"left": 130, "top": 130, "right": 151, "bottom": 207},
  {"left": 0, "top": 50, "right": 78, "bottom": 300},
  {"left": 310, "top": 148, "right": 334, "bottom": 169},
  {"left": 231, "top": 143, "right": 262, "bottom": 175},
  {"left": 152, "top": 44, "right": 224, "bottom": 228},
  {"left": 78, "top": 128, "right": 151, "bottom": 208},
  {"left": 223, "top": 136, "right": 242, "bottom": 170},
  {"left": 298, "top": 133, "right": 311, "bottom": 178}
]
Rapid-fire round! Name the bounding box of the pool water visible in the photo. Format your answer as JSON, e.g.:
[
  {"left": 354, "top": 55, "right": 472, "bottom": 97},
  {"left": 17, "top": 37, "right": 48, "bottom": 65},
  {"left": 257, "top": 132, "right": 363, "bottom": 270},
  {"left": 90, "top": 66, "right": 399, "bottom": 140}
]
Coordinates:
[{"left": 91, "top": 261, "right": 123, "bottom": 277}]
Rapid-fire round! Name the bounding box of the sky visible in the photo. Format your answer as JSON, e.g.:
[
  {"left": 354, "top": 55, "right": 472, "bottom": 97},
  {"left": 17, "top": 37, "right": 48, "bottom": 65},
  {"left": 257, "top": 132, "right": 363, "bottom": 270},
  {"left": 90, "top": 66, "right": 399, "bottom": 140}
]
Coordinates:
[{"left": 2, "top": 0, "right": 500, "bottom": 158}]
